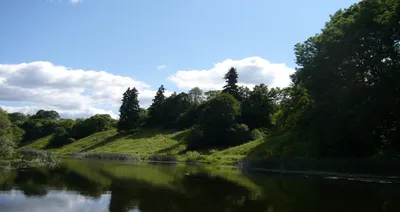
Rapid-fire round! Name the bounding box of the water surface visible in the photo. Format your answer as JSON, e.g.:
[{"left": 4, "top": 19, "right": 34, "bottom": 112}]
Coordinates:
[{"left": 0, "top": 158, "right": 399, "bottom": 212}]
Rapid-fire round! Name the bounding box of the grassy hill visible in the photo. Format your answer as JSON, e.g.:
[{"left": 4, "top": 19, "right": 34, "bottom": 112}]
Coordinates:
[{"left": 19, "top": 128, "right": 266, "bottom": 165}]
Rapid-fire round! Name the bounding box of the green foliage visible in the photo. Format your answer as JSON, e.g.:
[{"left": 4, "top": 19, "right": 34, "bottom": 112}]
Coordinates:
[
  {"left": 8, "top": 112, "right": 28, "bottom": 125},
  {"left": 72, "top": 114, "right": 115, "bottom": 139},
  {"left": 31, "top": 110, "right": 60, "bottom": 120},
  {"left": 238, "top": 86, "right": 251, "bottom": 101},
  {"left": 161, "top": 92, "right": 191, "bottom": 128},
  {"left": 0, "top": 108, "right": 16, "bottom": 158},
  {"left": 189, "top": 93, "right": 243, "bottom": 149},
  {"left": 176, "top": 103, "right": 206, "bottom": 129},
  {"left": 222, "top": 67, "right": 241, "bottom": 101},
  {"left": 279, "top": 0, "right": 400, "bottom": 157},
  {"left": 10, "top": 125, "right": 25, "bottom": 143},
  {"left": 250, "top": 129, "right": 264, "bottom": 140},
  {"left": 184, "top": 151, "right": 205, "bottom": 162},
  {"left": 118, "top": 87, "right": 140, "bottom": 133},
  {"left": 188, "top": 87, "right": 204, "bottom": 105},
  {"left": 204, "top": 90, "right": 221, "bottom": 100},
  {"left": 241, "top": 84, "right": 275, "bottom": 129},
  {"left": 147, "top": 85, "right": 166, "bottom": 126},
  {"left": 138, "top": 108, "right": 148, "bottom": 127},
  {"left": 0, "top": 136, "right": 16, "bottom": 158},
  {"left": 0, "top": 108, "right": 12, "bottom": 137},
  {"left": 226, "top": 123, "right": 252, "bottom": 146}
]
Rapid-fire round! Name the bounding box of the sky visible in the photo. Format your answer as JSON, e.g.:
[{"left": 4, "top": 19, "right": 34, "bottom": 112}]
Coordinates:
[{"left": 0, "top": 0, "right": 359, "bottom": 118}]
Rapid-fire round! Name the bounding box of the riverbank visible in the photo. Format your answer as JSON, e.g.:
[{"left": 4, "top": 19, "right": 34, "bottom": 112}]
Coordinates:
[
  {"left": 19, "top": 128, "right": 266, "bottom": 165},
  {"left": 19, "top": 128, "right": 400, "bottom": 178}
]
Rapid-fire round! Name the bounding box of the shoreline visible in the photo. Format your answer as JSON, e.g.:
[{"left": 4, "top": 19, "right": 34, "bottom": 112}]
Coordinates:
[{"left": 61, "top": 152, "right": 400, "bottom": 183}]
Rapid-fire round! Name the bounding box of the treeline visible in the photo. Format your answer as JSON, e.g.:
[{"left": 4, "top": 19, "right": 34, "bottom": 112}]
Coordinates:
[
  {"left": 117, "top": 67, "right": 278, "bottom": 149},
  {"left": 0, "top": 108, "right": 118, "bottom": 158},
  {"left": 2, "top": 0, "right": 399, "bottom": 159},
  {"left": 117, "top": 0, "right": 400, "bottom": 157}
]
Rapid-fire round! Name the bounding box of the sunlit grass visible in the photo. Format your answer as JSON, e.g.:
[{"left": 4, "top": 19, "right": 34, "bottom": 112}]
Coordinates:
[
  {"left": 19, "top": 135, "right": 53, "bottom": 150},
  {"left": 21, "top": 128, "right": 266, "bottom": 165}
]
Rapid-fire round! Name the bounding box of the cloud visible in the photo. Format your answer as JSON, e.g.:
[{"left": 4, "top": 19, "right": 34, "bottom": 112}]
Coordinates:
[
  {"left": 0, "top": 61, "right": 167, "bottom": 118},
  {"left": 168, "top": 57, "right": 295, "bottom": 91},
  {"left": 0, "top": 190, "right": 110, "bottom": 212},
  {"left": 46, "top": 0, "right": 82, "bottom": 4},
  {"left": 157, "top": 65, "right": 167, "bottom": 70}
]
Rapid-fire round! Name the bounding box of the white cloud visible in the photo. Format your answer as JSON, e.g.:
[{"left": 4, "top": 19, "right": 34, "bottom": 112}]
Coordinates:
[
  {"left": 168, "top": 57, "right": 295, "bottom": 91},
  {"left": 157, "top": 65, "right": 167, "bottom": 70},
  {"left": 0, "top": 190, "right": 110, "bottom": 212},
  {"left": 0, "top": 61, "right": 166, "bottom": 118},
  {"left": 46, "top": 0, "right": 82, "bottom": 4}
]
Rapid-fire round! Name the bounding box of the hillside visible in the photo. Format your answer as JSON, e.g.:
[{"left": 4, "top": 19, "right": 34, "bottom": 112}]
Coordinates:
[{"left": 19, "top": 128, "right": 264, "bottom": 165}]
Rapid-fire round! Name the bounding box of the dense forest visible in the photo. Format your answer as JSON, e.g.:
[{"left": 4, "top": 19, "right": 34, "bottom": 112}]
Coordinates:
[{"left": 1, "top": 0, "right": 399, "bottom": 160}]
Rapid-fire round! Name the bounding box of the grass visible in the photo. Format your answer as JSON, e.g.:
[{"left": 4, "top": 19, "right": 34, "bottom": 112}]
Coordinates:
[
  {"left": 19, "top": 135, "right": 53, "bottom": 150},
  {"left": 19, "top": 128, "right": 266, "bottom": 165}
]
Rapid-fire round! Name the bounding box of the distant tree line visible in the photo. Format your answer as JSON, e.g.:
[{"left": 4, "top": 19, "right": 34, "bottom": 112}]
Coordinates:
[{"left": 118, "top": 67, "right": 278, "bottom": 149}]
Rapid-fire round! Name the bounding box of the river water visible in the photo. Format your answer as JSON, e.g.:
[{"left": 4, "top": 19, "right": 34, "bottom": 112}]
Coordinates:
[{"left": 0, "top": 158, "right": 399, "bottom": 212}]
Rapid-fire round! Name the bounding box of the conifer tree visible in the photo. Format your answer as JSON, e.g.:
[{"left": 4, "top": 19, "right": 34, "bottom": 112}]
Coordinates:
[
  {"left": 222, "top": 67, "right": 241, "bottom": 101},
  {"left": 147, "top": 85, "right": 166, "bottom": 125},
  {"left": 118, "top": 87, "right": 140, "bottom": 133}
]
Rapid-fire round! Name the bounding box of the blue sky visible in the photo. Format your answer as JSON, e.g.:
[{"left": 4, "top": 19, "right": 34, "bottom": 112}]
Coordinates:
[{"left": 0, "top": 0, "right": 359, "bottom": 118}]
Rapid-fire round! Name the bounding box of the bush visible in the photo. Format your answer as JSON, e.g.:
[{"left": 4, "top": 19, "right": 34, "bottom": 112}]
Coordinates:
[
  {"left": 250, "top": 128, "right": 265, "bottom": 140},
  {"left": 184, "top": 151, "right": 205, "bottom": 162},
  {"left": 0, "top": 136, "right": 16, "bottom": 158},
  {"left": 186, "top": 126, "right": 205, "bottom": 150},
  {"left": 46, "top": 134, "right": 71, "bottom": 148},
  {"left": 227, "top": 123, "right": 252, "bottom": 146}
]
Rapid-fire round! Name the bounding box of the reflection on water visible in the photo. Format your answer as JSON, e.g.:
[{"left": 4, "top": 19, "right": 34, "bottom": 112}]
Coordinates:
[
  {"left": 0, "top": 158, "right": 399, "bottom": 212},
  {"left": 0, "top": 190, "right": 111, "bottom": 212}
]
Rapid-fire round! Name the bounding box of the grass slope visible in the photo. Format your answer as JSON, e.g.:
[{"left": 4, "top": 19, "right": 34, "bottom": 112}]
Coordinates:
[
  {"left": 19, "top": 135, "right": 53, "bottom": 150},
  {"left": 21, "top": 128, "right": 264, "bottom": 165}
]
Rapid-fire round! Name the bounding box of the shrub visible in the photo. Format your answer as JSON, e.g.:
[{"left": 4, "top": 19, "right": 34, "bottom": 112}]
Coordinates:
[
  {"left": 227, "top": 123, "right": 252, "bottom": 146},
  {"left": 186, "top": 126, "right": 205, "bottom": 150},
  {"left": 0, "top": 136, "right": 16, "bottom": 158},
  {"left": 250, "top": 128, "right": 265, "bottom": 140},
  {"left": 184, "top": 151, "right": 204, "bottom": 162}
]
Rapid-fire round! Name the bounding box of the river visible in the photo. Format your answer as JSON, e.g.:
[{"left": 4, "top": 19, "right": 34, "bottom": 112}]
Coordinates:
[{"left": 0, "top": 158, "right": 399, "bottom": 212}]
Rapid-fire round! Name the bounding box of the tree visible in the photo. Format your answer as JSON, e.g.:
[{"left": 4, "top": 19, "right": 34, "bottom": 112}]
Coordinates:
[
  {"left": 222, "top": 67, "right": 241, "bottom": 101},
  {"left": 190, "top": 93, "right": 244, "bottom": 148},
  {"left": 31, "top": 110, "right": 60, "bottom": 120},
  {"left": 0, "top": 108, "right": 15, "bottom": 158},
  {"left": 118, "top": 87, "right": 140, "bottom": 133},
  {"left": 147, "top": 85, "right": 166, "bottom": 125},
  {"left": 241, "top": 84, "right": 275, "bottom": 129},
  {"left": 204, "top": 90, "right": 221, "bottom": 101},
  {"left": 188, "top": 87, "right": 204, "bottom": 105},
  {"left": 287, "top": 0, "right": 400, "bottom": 157},
  {"left": 162, "top": 92, "right": 191, "bottom": 128},
  {"left": 238, "top": 86, "right": 251, "bottom": 101},
  {"left": 8, "top": 112, "right": 28, "bottom": 125}
]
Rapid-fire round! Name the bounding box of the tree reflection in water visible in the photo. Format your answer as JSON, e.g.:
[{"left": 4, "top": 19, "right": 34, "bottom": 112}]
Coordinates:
[{"left": 0, "top": 159, "right": 399, "bottom": 212}]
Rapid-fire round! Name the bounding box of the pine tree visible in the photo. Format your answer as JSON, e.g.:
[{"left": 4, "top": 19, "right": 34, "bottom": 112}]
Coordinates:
[
  {"left": 118, "top": 87, "right": 140, "bottom": 133},
  {"left": 222, "top": 67, "right": 241, "bottom": 101},
  {"left": 147, "top": 85, "right": 166, "bottom": 125}
]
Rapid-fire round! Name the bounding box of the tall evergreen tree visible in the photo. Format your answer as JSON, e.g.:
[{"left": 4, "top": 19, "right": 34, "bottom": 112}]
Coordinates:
[
  {"left": 117, "top": 87, "right": 140, "bottom": 133},
  {"left": 147, "top": 85, "right": 166, "bottom": 125},
  {"left": 222, "top": 67, "right": 241, "bottom": 101}
]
